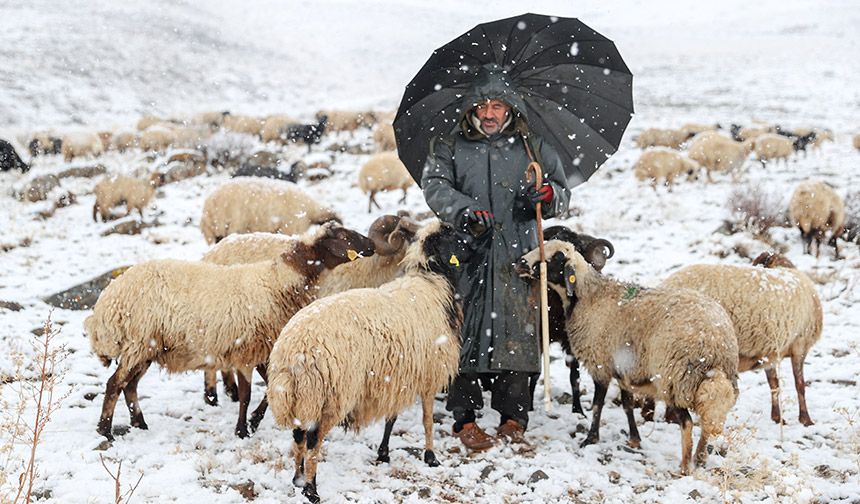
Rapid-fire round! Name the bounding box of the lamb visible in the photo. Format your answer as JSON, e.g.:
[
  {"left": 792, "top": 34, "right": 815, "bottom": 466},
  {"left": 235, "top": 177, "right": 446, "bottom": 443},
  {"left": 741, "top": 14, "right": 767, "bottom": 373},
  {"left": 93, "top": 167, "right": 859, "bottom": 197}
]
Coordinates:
[
  {"left": 632, "top": 148, "right": 699, "bottom": 192},
  {"left": 634, "top": 128, "right": 693, "bottom": 149},
  {"left": 84, "top": 223, "right": 376, "bottom": 441},
  {"left": 199, "top": 214, "right": 419, "bottom": 409},
  {"left": 267, "top": 220, "right": 466, "bottom": 502},
  {"left": 687, "top": 132, "right": 754, "bottom": 182},
  {"left": 358, "top": 151, "right": 414, "bottom": 212},
  {"left": 287, "top": 116, "right": 328, "bottom": 152},
  {"left": 224, "top": 114, "right": 265, "bottom": 136},
  {"left": 752, "top": 133, "right": 794, "bottom": 165},
  {"left": 788, "top": 180, "right": 845, "bottom": 259},
  {"left": 260, "top": 115, "right": 298, "bottom": 143},
  {"left": 517, "top": 241, "right": 739, "bottom": 474},
  {"left": 372, "top": 123, "right": 397, "bottom": 152},
  {"left": 28, "top": 132, "right": 62, "bottom": 156},
  {"left": 661, "top": 252, "right": 823, "bottom": 426},
  {"left": 199, "top": 178, "right": 341, "bottom": 244},
  {"left": 62, "top": 132, "right": 104, "bottom": 162},
  {"left": 316, "top": 110, "right": 377, "bottom": 133},
  {"left": 92, "top": 174, "right": 163, "bottom": 222},
  {"left": 1, "top": 139, "right": 29, "bottom": 173}
]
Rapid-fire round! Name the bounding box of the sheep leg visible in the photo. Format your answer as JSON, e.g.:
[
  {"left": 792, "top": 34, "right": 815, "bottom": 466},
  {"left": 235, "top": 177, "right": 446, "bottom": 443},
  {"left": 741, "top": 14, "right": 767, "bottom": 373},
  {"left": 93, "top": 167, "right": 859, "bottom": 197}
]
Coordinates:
[
  {"left": 421, "top": 394, "right": 440, "bottom": 467},
  {"left": 581, "top": 380, "right": 608, "bottom": 447},
  {"left": 694, "top": 428, "right": 711, "bottom": 468},
  {"left": 640, "top": 397, "right": 655, "bottom": 423},
  {"left": 222, "top": 369, "right": 239, "bottom": 402},
  {"left": 398, "top": 188, "right": 408, "bottom": 204},
  {"left": 292, "top": 428, "right": 307, "bottom": 486},
  {"left": 97, "top": 364, "right": 134, "bottom": 441},
  {"left": 791, "top": 352, "right": 814, "bottom": 426},
  {"left": 828, "top": 233, "right": 841, "bottom": 260},
  {"left": 203, "top": 370, "right": 218, "bottom": 406},
  {"left": 764, "top": 366, "right": 783, "bottom": 424},
  {"left": 122, "top": 360, "right": 151, "bottom": 430},
  {"left": 620, "top": 389, "right": 641, "bottom": 449},
  {"left": 376, "top": 416, "right": 396, "bottom": 464},
  {"left": 249, "top": 363, "right": 269, "bottom": 432},
  {"left": 677, "top": 408, "right": 694, "bottom": 475},
  {"left": 303, "top": 422, "right": 333, "bottom": 504},
  {"left": 234, "top": 367, "right": 252, "bottom": 439},
  {"left": 367, "top": 194, "right": 373, "bottom": 213},
  {"left": 569, "top": 359, "right": 584, "bottom": 416}
]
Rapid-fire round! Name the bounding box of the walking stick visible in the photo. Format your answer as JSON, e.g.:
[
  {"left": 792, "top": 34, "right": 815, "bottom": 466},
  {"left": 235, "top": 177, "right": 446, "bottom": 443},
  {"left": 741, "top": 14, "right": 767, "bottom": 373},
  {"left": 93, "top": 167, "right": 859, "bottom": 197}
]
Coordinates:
[{"left": 525, "top": 151, "right": 552, "bottom": 412}]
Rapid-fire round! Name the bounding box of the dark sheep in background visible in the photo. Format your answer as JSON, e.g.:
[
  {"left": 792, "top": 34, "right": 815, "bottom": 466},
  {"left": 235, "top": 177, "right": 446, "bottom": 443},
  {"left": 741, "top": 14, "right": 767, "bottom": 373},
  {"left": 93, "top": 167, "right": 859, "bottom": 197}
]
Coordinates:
[
  {"left": 1, "top": 139, "right": 29, "bottom": 173},
  {"left": 287, "top": 115, "right": 327, "bottom": 152}
]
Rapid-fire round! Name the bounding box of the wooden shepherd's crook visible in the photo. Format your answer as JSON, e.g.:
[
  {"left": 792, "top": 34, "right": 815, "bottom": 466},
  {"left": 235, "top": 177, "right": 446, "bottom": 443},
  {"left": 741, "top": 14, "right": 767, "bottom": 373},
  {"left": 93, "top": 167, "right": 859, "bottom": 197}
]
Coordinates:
[{"left": 524, "top": 138, "right": 552, "bottom": 412}]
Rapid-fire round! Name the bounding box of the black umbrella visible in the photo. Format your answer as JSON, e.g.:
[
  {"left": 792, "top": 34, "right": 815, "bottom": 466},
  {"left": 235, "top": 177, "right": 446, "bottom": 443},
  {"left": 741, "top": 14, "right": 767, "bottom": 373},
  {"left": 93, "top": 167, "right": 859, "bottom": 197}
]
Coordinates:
[{"left": 394, "top": 13, "right": 634, "bottom": 188}]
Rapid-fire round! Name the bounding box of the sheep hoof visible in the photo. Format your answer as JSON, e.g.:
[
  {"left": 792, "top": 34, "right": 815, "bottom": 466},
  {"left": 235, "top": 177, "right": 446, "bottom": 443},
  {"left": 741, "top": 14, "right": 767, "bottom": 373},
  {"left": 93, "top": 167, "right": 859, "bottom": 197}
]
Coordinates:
[
  {"left": 291, "top": 467, "right": 305, "bottom": 487},
  {"left": 800, "top": 416, "right": 814, "bottom": 427},
  {"left": 235, "top": 425, "right": 249, "bottom": 439},
  {"left": 97, "top": 419, "right": 115, "bottom": 441},
  {"left": 375, "top": 451, "right": 390, "bottom": 464},
  {"left": 571, "top": 403, "right": 584, "bottom": 416},
  {"left": 302, "top": 481, "right": 320, "bottom": 503},
  {"left": 131, "top": 417, "right": 148, "bottom": 430},
  {"left": 204, "top": 390, "right": 218, "bottom": 407},
  {"left": 580, "top": 435, "right": 598, "bottom": 448},
  {"left": 627, "top": 438, "right": 641, "bottom": 450},
  {"left": 423, "top": 450, "right": 440, "bottom": 467}
]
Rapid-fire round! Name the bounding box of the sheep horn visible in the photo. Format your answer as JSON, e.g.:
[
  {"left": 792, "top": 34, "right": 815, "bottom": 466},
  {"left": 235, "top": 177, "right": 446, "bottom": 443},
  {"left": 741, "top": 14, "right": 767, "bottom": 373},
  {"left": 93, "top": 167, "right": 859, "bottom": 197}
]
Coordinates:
[
  {"left": 583, "top": 238, "right": 615, "bottom": 272},
  {"left": 368, "top": 215, "right": 402, "bottom": 256}
]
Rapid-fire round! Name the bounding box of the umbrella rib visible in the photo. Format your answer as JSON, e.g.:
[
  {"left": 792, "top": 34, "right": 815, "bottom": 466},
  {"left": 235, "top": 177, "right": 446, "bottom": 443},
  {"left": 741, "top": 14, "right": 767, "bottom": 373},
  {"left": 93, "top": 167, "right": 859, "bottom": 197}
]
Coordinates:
[
  {"left": 515, "top": 40, "right": 630, "bottom": 74},
  {"left": 508, "top": 18, "right": 573, "bottom": 67},
  {"left": 524, "top": 98, "right": 617, "bottom": 156},
  {"left": 479, "top": 24, "right": 498, "bottom": 64},
  {"left": 520, "top": 77, "right": 633, "bottom": 112}
]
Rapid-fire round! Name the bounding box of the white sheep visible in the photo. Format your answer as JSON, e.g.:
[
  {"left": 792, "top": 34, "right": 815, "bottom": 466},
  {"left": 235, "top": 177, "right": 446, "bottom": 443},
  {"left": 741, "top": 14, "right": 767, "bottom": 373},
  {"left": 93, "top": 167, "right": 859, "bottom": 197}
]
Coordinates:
[
  {"left": 852, "top": 134, "right": 860, "bottom": 151},
  {"left": 92, "top": 174, "right": 163, "bottom": 222},
  {"left": 687, "top": 132, "right": 754, "bottom": 182},
  {"left": 357, "top": 151, "right": 414, "bottom": 212},
  {"left": 84, "top": 223, "right": 376, "bottom": 440},
  {"left": 633, "top": 148, "right": 699, "bottom": 192},
  {"left": 192, "top": 111, "right": 229, "bottom": 130},
  {"left": 110, "top": 131, "right": 138, "bottom": 152},
  {"left": 788, "top": 180, "right": 845, "bottom": 259},
  {"left": 680, "top": 123, "right": 720, "bottom": 136},
  {"left": 223, "top": 114, "right": 265, "bottom": 136},
  {"left": 267, "top": 220, "right": 465, "bottom": 502},
  {"left": 136, "top": 115, "right": 163, "bottom": 131},
  {"left": 199, "top": 178, "right": 341, "bottom": 244},
  {"left": 372, "top": 123, "right": 397, "bottom": 152},
  {"left": 737, "top": 126, "right": 773, "bottom": 141},
  {"left": 62, "top": 132, "right": 104, "bottom": 162},
  {"left": 752, "top": 133, "right": 794, "bottom": 165},
  {"left": 661, "top": 252, "right": 823, "bottom": 426},
  {"left": 317, "top": 109, "right": 377, "bottom": 133},
  {"left": 634, "top": 127, "right": 692, "bottom": 149},
  {"left": 139, "top": 126, "right": 176, "bottom": 153},
  {"left": 517, "top": 241, "right": 739, "bottom": 475},
  {"left": 260, "top": 115, "right": 298, "bottom": 143}
]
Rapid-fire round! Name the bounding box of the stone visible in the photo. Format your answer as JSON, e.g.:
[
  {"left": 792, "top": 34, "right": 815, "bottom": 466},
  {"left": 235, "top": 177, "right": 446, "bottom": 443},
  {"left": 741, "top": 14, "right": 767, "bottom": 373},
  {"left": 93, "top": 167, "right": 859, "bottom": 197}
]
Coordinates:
[
  {"left": 479, "top": 464, "right": 495, "bottom": 481},
  {"left": 229, "top": 480, "right": 257, "bottom": 501},
  {"left": 0, "top": 301, "right": 24, "bottom": 311},
  {"left": 528, "top": 470, "right": 549, "bottom": 485},
  {"left": 417, "top": 487, "right": 431, "bottom": 498},
  {"left": 43, "top": 266, "right": 131, "bottom": 310}
]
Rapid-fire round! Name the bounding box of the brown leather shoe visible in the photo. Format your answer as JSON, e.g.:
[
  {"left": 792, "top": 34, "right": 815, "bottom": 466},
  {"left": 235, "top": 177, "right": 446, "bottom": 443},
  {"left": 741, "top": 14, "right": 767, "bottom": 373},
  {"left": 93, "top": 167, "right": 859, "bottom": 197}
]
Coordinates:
[
  {"left": 453, "top": 422, "right": 495, "bottom": 451},
  {"left": 496, "top": 419, "right": 527, "bottom": 444}
]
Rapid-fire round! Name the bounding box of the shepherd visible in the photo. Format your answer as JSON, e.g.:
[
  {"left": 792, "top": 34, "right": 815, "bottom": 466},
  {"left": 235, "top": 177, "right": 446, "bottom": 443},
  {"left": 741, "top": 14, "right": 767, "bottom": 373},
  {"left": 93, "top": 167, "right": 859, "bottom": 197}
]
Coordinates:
[{"left": 394, "top": 13, "right": 634, "bottom": 451}]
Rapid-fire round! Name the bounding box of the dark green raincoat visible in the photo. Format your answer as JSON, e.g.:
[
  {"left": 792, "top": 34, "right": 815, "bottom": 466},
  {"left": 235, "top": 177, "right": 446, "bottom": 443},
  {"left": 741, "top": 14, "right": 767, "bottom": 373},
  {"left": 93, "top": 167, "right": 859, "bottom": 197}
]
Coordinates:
[{"left": 421, "top": 69, "right": 571, "bottom": 374}]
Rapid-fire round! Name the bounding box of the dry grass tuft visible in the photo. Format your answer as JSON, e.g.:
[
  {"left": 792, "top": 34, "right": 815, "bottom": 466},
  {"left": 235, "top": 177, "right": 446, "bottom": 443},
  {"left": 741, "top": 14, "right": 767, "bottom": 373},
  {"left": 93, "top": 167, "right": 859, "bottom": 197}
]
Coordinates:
[{"left": 727, "top": 185, "right": 787, "bottom": 238}]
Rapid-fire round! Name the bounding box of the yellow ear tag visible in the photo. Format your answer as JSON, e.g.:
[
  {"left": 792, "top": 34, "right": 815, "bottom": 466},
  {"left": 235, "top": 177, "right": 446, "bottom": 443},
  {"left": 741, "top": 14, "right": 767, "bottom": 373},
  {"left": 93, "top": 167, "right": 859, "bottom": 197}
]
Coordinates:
[
  {"left": 449, "top": 254, "right": 460, "bottom": 267},
  {"left": 347, "top": 249, "right": 359, "bottom": 261},
  {"left": 568, "top": 274, "right": 576, "bottom": 284}
]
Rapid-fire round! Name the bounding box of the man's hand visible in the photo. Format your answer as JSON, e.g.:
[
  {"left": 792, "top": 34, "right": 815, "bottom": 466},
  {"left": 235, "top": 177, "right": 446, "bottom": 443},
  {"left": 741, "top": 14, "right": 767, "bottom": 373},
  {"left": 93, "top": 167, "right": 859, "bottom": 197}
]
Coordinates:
[
  {"left": 463, "top": 209, "right": 494, "bottom": 236},
  {"left": 525, "top": 184, "right": 554, "bottom": 205}
]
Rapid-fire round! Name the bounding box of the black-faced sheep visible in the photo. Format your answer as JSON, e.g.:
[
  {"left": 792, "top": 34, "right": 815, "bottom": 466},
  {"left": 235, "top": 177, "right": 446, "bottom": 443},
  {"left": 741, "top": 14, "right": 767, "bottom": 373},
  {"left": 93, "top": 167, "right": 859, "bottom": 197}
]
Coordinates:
[
  {"left": 268, "top": 220, "right": 467, "bottom": 502},
  {"left": 199, "top": 178, "right": 341, "bottom": 245},
  {"left": 287, "top": 116, "right": 328, "bottom": 152},
  {"left": 1, "top": 139, "right": 29, "bottom": 173},
  {"left": 633, "top": 148, "right": 699, "bottom": 192},
  {"left": 788, "top": 180, "right": 845, "bottom": 259},
  {"left": 661, "top": 252, "right": 823, "bottom": 426},
  {"left": 517, "top": 241, "right": 739, "bottom": 475},
  {"left": 92, "top": 174, "right": 163, "bottom": 222},
  {"left": 84, "top": 223, "right": 375, "bottom": 441},
  {"left": 357, "top": 151, "right": 414, "bottom": 212},
  {"left": 28, "top": 133, "right": 62, "bottom": 156}
]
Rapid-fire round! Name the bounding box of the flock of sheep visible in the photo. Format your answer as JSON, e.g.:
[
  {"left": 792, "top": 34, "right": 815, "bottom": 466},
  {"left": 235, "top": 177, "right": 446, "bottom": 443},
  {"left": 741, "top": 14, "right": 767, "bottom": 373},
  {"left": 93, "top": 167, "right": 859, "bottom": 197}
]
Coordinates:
[{"left": 1, "top": 110, "right": 857, "bottom": 502}]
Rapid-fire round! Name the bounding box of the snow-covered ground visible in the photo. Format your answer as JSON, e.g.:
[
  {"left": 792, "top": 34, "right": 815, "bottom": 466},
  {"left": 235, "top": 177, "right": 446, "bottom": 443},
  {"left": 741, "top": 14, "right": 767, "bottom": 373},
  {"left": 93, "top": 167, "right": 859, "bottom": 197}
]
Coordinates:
[{"left": 2, "top": 1, "right": 859, "bottom": 502}]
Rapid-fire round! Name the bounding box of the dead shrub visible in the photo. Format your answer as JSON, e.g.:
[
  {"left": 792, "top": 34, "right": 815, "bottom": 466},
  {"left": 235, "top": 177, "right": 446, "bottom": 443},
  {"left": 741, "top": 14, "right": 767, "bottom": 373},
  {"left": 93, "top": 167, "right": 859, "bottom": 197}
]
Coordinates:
[{"left": 727, "top": 185, "right": 787, "bottom": 238}]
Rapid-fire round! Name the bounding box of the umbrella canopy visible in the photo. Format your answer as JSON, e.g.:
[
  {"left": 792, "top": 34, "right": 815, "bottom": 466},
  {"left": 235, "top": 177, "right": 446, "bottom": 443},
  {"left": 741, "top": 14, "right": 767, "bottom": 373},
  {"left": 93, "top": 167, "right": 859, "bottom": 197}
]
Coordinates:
[{"left": 394, "top": 13, "right": 634, "bottom": 188}]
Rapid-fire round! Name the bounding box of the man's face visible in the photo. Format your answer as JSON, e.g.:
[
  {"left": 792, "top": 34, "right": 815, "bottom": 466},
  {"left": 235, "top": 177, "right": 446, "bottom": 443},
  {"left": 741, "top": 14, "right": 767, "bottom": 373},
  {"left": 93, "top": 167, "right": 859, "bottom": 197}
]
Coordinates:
[{"left": 474, "top": 99, "right": 511, "bottom": 135}]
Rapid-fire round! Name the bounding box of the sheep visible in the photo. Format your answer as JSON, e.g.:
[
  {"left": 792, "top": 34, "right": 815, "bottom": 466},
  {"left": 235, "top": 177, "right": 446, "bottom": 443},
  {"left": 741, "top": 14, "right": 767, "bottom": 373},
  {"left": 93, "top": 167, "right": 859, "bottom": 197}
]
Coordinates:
[
  {"left": 267, "top": 220, "right": 466, "bottom": 502},
  {"left": 28, "top": 132, "right": 62, "bottom": 156},
  {"left": 171, "top": 126, "right": 212, "bottom": 150},
  {"left": 853, "top": 134, "right": 860, "bottom": 151},
  {"left": 634, "top": 127, "right": 693, "bottom": 149},
  {"left": 1, "top": 139, "right": 29, "bottom": 173},
  {"left": 136, "top": 115, "right": 164, "bottom": 131},
  {"left": 316, "top": 110, "right": 377, "bottom": 133},
  {"left": 139, "top": 126, "right": 176, "bottom": 153},
  {"left": 199, "top": 178, "right": 341, "bottom": 245},
  {"left": 223, "top": 114, "right": 265, "bottom": 136},
  {"left": 62, "top": 132, "right": 104, "bottom": 162},
  {"left": 661, "top": 252, "right": 822, "bottom": 426},
  {"left": 192, "top": 111, "right": 230, "bottom": 130},
  {"left": 286, "top": 116, "right": 328, "bottom": 152},
  {"left": 737, "top": 126, "right": 773, "bottom": 142},
  {"left": 804, "top": 128, "right": 834, "bottom": 151},
  {"left": 92, "top": 174, "right": 163, "bottom": 222},
  {"left": 198, "top": 214, "right": 419, "bottom": 411},
  {"left": 358, "top": 151, "right": 414, "bottom": 212},
  {"left": 84, "top": 222, "right": 376, "bottom": 441},
  {"left": 687, "top": 132, "right": 754, "bottom": 182},
  {"left": 260, "top": 115, "right": 298, "bottom": 143},
  {"left": 110, "top": 131, "right": 138, "bottom": 152},
  {"left": 680, "top": 123, "right": 720, "bottom": 136},
  {"left": 517, "top": 241, "right": 739, "bottom": 475},
  {"left": 789, "top": 180, "right": 845, "bottom": 259},
  {"left": 632, "top": 148, "right": 699, "bottom": 192},
  {"left": 752, "top": 133, "right": 794, "bottom": 166},
  {"left": 372, "top": 123, "right": 397, "bottom": 152}
]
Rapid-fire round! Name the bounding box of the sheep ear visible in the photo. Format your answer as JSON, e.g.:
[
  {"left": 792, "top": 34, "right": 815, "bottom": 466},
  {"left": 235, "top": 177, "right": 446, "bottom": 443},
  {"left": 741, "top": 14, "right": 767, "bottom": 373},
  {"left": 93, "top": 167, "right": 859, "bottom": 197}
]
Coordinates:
[{"left": 563, "top": 263, "right": 577, "bottom": 298}]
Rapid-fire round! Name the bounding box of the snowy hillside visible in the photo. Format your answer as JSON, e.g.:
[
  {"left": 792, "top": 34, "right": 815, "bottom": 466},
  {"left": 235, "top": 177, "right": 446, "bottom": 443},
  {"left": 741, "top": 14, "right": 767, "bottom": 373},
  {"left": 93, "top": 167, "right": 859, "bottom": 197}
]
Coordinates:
[{"left": 1, "top": 1, "right": 859, "bottom": 503}]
